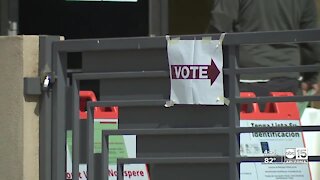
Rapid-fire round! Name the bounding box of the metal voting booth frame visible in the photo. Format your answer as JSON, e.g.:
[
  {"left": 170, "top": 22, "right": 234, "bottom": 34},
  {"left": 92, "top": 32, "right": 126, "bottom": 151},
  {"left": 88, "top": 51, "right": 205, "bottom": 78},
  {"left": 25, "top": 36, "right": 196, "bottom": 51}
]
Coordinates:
[{"left": 33, "top": 30, "right": 320, "bottom": 180}]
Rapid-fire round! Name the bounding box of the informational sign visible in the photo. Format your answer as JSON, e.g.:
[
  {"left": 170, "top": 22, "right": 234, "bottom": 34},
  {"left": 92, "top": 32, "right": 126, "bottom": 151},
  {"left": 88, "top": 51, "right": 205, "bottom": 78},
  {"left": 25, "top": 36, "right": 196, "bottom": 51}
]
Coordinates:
[
  {"left": 66, "top": 119, "right": 149, "bottom": 180},
  {"left": 240, "top": 120, "right": 311, "bottom": 180},
  {"left": 167, "top": 39, "right": 224, "bottom": 105}
]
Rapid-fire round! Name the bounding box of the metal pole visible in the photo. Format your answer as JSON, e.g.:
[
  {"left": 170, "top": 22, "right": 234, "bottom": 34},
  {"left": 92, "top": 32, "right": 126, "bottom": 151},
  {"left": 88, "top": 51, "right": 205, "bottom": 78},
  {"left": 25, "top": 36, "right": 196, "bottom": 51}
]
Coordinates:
[
  {"left": 102, "top": 135, "right": 109, "bottom": 180},
  {"left": 0, "top": 0, "right": 8, "bottom": 35},
  {"left": 52, "top": 51, "right": 67, "bottom": 180},
  {"left": 72, "top": 78, "right": 80, "bottom": 180},
  {"left": 39, "top": 36, "right": 60, "bottom": 180},
  {"left": 148, "top": 0, "right": 168, "bottom": 36},
  {"left": 227, "top": 45, "right": 240, "bottom": 180},
  {"left": 87, "top": 106, "right": 95, "bottom": 180}
]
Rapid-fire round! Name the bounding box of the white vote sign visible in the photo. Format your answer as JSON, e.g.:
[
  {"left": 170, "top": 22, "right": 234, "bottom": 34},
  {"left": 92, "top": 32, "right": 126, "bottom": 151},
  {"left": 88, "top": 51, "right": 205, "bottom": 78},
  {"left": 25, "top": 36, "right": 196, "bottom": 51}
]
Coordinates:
[{"left": 167, "top": 39, "right": 224, "bottom": 105}]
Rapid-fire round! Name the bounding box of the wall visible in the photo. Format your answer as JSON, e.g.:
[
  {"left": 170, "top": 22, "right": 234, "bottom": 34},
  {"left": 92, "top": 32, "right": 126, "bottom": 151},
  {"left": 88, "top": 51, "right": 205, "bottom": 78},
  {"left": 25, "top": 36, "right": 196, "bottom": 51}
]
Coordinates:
[{"left": 0, "top": 36, "right": 39, "bottom": 180}]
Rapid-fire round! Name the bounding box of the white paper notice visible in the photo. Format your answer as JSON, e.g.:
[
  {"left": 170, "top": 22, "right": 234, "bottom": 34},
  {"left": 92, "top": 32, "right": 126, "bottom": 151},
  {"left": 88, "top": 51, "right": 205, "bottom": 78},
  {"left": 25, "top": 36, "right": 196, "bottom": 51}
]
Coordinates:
[
  {"left": 240, "top": 120, "right": 311, "bottom": 180},
  {"left": 167, "top": 39, "right": 224, "bottom": 105}
]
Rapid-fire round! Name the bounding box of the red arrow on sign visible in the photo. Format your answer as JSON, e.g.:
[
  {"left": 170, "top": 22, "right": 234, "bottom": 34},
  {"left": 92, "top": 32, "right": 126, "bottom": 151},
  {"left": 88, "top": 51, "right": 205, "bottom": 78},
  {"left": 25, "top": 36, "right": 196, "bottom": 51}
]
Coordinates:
[
  {"left": 207, "top": 59, "right": 221, "bottom": 85},
  {"left": 170, "top": 59, "right": 220, "bottom": 86}
]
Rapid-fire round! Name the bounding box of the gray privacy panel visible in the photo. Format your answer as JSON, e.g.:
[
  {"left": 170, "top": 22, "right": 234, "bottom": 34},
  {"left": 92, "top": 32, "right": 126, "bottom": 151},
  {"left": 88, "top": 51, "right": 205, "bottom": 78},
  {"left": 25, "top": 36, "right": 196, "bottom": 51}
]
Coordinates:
[
  {"left": 119, "top": 106, "right": 229, "bottom": 128},
  {"left": 137, "top": 134, "right": 229, "bottom": 157},
  {"left": 82, "top": 49, "right": 169, "bottom": 72},
  {"left": 100, "top": 74, "right": 229, "bottom": 102},
  {"left": 149, "top": 164, "right": 229, "bottom": 180},
  {"left": 100, "top": 78, "right": 170, "bottom": 101},
  {"left": 119, "top": 105, "right": 229, "bottom": 180}
]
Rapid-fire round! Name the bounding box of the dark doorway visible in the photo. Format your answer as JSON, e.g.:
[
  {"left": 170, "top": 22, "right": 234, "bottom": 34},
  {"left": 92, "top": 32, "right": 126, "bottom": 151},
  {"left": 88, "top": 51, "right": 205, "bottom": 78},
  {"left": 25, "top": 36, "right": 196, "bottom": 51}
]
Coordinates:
[
  {"left": 169, "top": 0, "right": 212, "bottom": 35},
  {"left": 19, "top": 0, "right": 149, "bottom": 39}
]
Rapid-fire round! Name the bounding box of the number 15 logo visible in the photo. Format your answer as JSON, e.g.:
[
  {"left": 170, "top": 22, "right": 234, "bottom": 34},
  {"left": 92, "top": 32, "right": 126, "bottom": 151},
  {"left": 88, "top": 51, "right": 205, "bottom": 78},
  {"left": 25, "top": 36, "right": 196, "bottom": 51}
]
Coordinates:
[{"left": 296, "top": 148, "right": 308, "bottom": 160}]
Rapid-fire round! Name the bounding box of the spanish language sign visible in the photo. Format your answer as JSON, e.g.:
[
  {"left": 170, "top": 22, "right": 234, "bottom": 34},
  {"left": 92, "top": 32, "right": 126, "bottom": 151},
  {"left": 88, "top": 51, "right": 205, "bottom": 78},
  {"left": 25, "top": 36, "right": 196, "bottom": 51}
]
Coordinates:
[
  {"left": 240, "top": 120, "right": 311, "bottom": 180},
  {"left": 167, "top": 39, "right": 224, "bottom": 105}
]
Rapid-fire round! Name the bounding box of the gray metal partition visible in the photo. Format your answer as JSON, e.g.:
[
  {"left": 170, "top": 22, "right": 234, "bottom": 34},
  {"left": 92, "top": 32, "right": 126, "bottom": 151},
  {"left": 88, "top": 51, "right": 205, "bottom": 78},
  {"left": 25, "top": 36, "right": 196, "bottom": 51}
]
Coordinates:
[{"left": 34, "top": 30, "right": 320, "bottom": 180}]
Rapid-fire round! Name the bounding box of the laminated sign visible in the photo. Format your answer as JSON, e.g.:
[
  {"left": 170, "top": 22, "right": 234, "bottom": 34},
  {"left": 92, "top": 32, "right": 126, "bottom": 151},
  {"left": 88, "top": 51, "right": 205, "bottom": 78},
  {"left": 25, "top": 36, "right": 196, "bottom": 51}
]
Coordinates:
[{"left": 167, "top": 38, "right": 224, "bottom": 105}]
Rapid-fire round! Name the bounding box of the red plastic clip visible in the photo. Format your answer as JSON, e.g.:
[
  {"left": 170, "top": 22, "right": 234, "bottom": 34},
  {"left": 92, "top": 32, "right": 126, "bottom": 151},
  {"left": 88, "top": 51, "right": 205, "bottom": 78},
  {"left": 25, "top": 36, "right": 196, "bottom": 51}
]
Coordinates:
[
  {"left": 79, "top": 91, "right": 118, "bottom": 120},
  {"left": 240, "top": 92, "right": 299, "bottom": 120}
]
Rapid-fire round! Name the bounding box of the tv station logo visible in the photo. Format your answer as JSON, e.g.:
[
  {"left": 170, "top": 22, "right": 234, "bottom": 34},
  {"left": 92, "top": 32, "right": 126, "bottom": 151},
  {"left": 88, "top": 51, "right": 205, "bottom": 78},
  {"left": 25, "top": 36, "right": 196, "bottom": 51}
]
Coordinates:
[{"left": 284, "top": 148, "right": 308, "bottom": 164}]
